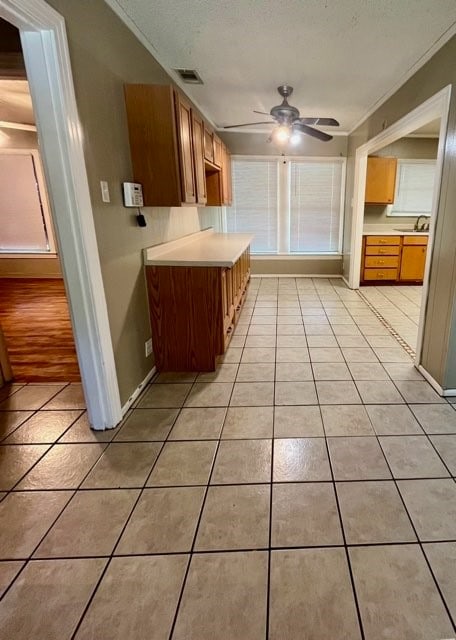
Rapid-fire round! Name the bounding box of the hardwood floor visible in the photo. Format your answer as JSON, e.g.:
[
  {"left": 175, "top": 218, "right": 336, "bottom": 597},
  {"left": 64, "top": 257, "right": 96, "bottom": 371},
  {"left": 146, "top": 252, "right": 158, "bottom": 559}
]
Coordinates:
[{"left": 0, "top": 278, "right": 80, "bottom": 382}]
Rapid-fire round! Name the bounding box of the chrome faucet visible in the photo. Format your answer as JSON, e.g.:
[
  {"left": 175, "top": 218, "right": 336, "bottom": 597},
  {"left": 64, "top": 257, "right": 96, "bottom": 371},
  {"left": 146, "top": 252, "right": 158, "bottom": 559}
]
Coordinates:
[{"left": 414, "top": 215, "right": 430, "bottom": 232}]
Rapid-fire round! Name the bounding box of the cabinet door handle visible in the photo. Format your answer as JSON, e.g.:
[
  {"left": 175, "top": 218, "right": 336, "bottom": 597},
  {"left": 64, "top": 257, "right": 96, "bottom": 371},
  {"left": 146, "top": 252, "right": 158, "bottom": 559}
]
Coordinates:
[{"left": 378, "top": 239, "right": 387, "bottom": 244}]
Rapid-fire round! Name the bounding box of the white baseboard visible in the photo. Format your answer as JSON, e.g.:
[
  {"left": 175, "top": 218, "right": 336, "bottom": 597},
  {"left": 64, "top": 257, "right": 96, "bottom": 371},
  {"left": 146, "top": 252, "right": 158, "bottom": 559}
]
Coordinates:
[
  {"left": 417, "top": 365, "right": 444, "bottom": 396},
  {"left": 342, "top": 276, "right": 352, "bottom": 288},
  {"left": 120, "top": 366, "right": 157, "bottom": 417},
  {"left": 250, "top": 274, "right": 343, "bottom": 278}
]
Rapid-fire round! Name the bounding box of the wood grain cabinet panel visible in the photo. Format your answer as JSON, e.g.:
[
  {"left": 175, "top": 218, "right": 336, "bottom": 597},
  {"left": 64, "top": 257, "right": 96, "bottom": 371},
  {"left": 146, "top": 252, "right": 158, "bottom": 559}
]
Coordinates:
[
  {"left": 361, "top": 234, "right": 428, "bottom": 284},
  {"left": 191, "top": 111, "right": 207, "bottom": 205},
  {"left": 365, "top": 157, "right": 397, "bottom": 205},
  {"left": 145, "top": 249, "right": 250, "bottom": 371},
  {"left": 124, "top": 84, "right": 232, "bottom": 207},
  {"left": 175, "top": 92, "right": 197, "bottom": 204},
  {"left": 204, "top": 126, "right": 214, "bottom": 163},
  {"left": 400, "top": 243, "right": 427, "bottom": 281}
]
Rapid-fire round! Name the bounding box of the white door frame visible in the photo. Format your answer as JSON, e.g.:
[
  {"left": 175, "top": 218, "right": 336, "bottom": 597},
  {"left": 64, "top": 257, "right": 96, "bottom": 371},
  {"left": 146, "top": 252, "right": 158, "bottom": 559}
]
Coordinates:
[
  {"left": 347, "top": 85, "right": 452, "bottom": 365},
  {"left": 0, "top": 0, "right": 122, "bottom": 429}
]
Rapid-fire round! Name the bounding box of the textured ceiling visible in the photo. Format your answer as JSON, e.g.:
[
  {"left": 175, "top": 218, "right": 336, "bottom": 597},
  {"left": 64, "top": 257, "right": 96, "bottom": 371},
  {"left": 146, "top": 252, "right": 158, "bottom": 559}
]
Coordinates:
[{"left": 107, "top": 0, "right": 456, "bottom": 134}]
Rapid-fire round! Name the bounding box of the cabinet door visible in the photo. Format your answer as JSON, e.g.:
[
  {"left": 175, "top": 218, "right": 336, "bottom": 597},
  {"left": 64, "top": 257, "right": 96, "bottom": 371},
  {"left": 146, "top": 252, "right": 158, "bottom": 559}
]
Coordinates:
[
  {"left": 400, "top": 245, "right": 427, "bottom": 281},
  {"left": 365, "top": 157, "right": 397, "bottom": 205},
  {"left": 204, "top": 126, "right": 214, "bottom": 163},
  {"left": 191, "top": 112, "right": 207, "bottom": 205},
  {"left": 213, "top": 136, "right": 222, "bottom": 167},
  {"left": 174, "top": 92, "right": 197, "bottom": 204},
  {"left": 221, "top": 144, "right": 233, "bottom": 205}
]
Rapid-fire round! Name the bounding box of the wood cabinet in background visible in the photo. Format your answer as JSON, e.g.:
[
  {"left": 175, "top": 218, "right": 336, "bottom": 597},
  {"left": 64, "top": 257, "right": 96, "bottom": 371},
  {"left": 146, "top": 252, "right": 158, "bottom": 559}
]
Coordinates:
[
  {"left": 124, "top": 84, "right": 232, "bottom": 207},
  {"left": 361, "top": 234, "right": 428, "bottom": 283},
  {"left": 365, "top": 157, "right": 397, "bottom": 205},
  {"left": 400, "top": 236, "right": 428, "bottom": 281}
]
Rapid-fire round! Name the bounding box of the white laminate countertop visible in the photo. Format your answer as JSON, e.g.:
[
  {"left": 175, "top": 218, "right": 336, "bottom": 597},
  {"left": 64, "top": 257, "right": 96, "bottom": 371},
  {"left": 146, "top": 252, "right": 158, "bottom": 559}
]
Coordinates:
[
  {"left": 144, "top": 228, "right": 254, "bottom": 267},
  {"left": 362, "top": 226, "right": 429, "bottom": 237}
]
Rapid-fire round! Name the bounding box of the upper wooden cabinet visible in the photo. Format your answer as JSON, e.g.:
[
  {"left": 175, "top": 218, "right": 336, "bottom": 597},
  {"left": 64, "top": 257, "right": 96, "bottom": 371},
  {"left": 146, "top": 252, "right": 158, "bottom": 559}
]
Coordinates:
[
  {"left": 204, "top": 126, "right": 214, "bottom": 164},
  {"left": 221, "top": 144, "right": 232, "bottom": 205},
  {"left": 175, "top": 92, "right": 197, "bottom": 204},
  {"left": 191, "top": 111, "right": 207, "bottom": 205},
  {"left": 124, "top": 84, "right": 230, "bottom": 207},
  {"left": 365, "top": 156, "right": 397, "bottom": 205}
]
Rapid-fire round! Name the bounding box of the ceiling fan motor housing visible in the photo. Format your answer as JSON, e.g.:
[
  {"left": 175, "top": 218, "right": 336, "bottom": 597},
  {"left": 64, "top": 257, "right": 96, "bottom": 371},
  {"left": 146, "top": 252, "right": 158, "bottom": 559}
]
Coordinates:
[{"left": 270, "top": 85, "right": 300, "bottom": 125}]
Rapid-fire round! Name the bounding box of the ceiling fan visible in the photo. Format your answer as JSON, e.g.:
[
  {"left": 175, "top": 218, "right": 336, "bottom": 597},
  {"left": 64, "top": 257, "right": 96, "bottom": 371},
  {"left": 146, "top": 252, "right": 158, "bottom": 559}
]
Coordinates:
[{"left": 224, "top": 85, "right": 339, "bottom": 142}]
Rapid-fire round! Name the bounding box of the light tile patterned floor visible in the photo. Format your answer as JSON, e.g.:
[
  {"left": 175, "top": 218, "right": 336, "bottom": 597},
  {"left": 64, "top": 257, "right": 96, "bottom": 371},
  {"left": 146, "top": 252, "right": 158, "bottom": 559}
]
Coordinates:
[
  {"left": 0, "top": 277, "right": 455, "bottom": 639},
  {"left": 360, "top": 284, "right": 423, "bottom": 352}
]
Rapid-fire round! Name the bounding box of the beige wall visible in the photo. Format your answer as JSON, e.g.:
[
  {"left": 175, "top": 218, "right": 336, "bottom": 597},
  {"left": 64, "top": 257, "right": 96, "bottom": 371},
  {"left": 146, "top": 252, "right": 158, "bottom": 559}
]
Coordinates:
[
  {"left": 45, "top": 0, "right": 220, "bottom": 404},
  {"left": 219, "top": 130, "right": 347, "bottom": 157},
  {"left": 0, "top": 256, "right": 61, "bottom": 278},
  {"left": 344, "top": 35, "right": 456, "bottom": 389},
  {"left": 251, "top": 257, "right": 342, "bottom": 276},
  {"left": 364, "top": 137, "right": 438, "bottom": 226}
]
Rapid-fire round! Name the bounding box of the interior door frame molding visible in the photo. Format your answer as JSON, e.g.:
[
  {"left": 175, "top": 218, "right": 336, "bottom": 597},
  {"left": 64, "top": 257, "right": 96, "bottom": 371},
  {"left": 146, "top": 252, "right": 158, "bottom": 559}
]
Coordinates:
[
  {"left": 347, "top": 85, "right": 452, "bottom": 366},
  {"left": 0, "top": 0, "right": 122, "bottom": 429}
]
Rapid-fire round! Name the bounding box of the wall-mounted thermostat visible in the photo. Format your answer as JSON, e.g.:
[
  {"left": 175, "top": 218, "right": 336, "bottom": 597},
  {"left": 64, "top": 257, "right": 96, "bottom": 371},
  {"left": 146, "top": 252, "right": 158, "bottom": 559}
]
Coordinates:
[{"left": 122, "top": 182, "right": 144, "bottom": 207}]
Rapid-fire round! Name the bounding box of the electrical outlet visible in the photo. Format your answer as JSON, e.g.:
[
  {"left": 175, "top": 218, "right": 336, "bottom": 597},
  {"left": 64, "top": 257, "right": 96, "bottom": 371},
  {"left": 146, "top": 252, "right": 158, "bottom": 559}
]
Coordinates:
[
  {"left": 100, "top": 180, "right": 110, "bottom": 203},
  {"left": 145, "top": 338, "right": 153, "bottom": 357}
]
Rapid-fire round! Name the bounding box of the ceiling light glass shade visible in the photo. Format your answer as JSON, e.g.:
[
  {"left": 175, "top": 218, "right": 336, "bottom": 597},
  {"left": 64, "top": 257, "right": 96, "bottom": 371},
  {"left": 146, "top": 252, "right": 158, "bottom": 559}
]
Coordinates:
[
  {"left": 289, "top": 132, "right": 302, "bottom": 145},
  {"left": 274, "top": 125, "right": 290, "bottom": 143}
]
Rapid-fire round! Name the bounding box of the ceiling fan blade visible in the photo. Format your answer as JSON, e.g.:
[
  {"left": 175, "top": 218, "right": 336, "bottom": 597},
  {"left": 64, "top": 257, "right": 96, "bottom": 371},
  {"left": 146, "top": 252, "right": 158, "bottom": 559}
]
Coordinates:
[
  {"left": 297, "top": 117, "right": 340, "bottom": 127},
  {"left": 223, "top": 121, "right": 273, "bottom": 129},
  {"left": 293, "top": 122, "right": 333, "bottom": 142},
  {"left": 253, "top": 110, "right": 271, "bottom": 116}
]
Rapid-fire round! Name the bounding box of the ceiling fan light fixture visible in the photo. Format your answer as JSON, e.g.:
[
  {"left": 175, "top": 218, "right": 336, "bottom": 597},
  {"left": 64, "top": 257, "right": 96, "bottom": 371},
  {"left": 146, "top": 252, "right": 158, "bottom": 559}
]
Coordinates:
[
  {"left": 274, "top": 125, "right": 291, "bottom": 143},
  {"left": 289, "top": 131, "right": 302, "bottom": 145}
]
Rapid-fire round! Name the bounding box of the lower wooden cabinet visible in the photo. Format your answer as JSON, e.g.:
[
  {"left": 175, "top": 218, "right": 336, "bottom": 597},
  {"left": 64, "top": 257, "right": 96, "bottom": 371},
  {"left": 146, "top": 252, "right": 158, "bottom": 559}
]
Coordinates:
[
  {"left": 400, "top": 245, "right": 427, "bottom": 281},
  {"left": 145, "top": 248, "right": 250, "bottom": 371},
  {"left": 361, "top": 235, "right": 428, "bottom": 284}
]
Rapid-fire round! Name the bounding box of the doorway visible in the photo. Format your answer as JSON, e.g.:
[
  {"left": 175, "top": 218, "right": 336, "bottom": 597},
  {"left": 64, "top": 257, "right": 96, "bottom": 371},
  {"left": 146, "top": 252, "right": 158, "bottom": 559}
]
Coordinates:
[
  {"left": 347, "top": 86, "right": 451, "bottom": 369},
  {"left": 0, "top": 50, "right": 80, "bottom": 381},
  {"left": 358, "top": 126, "right": 440, "bottom": 355},
  {"left": 0, "top": 0, "right": 121, "bottom": 428}
]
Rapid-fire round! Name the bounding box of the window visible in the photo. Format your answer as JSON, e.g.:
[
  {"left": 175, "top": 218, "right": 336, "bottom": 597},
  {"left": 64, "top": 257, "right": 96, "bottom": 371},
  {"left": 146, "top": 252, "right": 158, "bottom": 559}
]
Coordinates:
[
  {"left": 388, "top": 159, "right": 436, "bottom": 217},
  {"left": 227, "top": 159, "right": 278, "bottom": 253},
  {"left": 226, "top": 156, "right": 345, "bottom": 254},
  {"left": 0, "top": 149, "right": 55, "bottom": 254}
]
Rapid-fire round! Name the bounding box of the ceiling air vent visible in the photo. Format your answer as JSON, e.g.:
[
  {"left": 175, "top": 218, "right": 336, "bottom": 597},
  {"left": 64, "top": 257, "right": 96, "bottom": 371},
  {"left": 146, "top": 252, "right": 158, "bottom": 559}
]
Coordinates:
[{"left": 174, "top": 69, "right": 203, "bottom": 84}]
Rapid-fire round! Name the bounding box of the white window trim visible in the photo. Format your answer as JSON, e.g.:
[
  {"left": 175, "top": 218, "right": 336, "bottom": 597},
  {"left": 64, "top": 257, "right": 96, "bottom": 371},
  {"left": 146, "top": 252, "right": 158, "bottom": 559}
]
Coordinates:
[
  {"left": 227, "top": 155, "right": 346, "bottom": 256},
  {"left": 0, "top": 148, "right": 57, "bottom": 255},
  {"left": 386, "top": 158, "right": 436, "bottom": 218}
]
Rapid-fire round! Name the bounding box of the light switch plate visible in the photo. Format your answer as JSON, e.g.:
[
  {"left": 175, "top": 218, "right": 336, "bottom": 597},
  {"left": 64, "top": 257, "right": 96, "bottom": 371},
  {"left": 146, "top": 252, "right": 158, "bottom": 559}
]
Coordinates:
[
  {"left": 100, "top": 180, "right": 110, "bottom": 203},
  {"left": 145, "top": 338, "right": 153, "bottom": 357}
]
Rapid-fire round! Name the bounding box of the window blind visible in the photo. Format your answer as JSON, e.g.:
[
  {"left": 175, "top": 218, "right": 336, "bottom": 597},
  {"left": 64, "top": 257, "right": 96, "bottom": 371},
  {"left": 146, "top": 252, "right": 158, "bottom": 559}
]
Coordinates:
[
  {"left": 289, "top": 160, "right": 343, "bottom": 253},
  {"left": 228, "top": 159, "right": 279, "bottom": 253},
  {"left": 390, "top": 160, "right": 436, "bottom": 217},
  {"left": 0, "top": 153, "right": 50, "bottom": 253}
]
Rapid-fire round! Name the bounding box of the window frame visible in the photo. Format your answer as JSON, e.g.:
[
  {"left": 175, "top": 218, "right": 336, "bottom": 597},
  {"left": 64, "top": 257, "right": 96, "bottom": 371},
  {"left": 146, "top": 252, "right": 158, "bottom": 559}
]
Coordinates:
[
  {"left": 223, "top": 154, "right": 346, "bottom": 256},
  {"left": 386, "top": 158, "right": 437, "bottom": 218}
]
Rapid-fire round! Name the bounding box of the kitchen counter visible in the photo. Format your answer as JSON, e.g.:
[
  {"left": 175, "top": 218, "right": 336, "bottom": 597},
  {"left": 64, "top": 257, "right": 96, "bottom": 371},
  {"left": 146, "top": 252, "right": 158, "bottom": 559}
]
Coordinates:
[
  {"left": 362, "top": 227, "right": 429, "bottom": 237},
  {"left": 144, "top": 228, "right": 253, "bottom": 267}
]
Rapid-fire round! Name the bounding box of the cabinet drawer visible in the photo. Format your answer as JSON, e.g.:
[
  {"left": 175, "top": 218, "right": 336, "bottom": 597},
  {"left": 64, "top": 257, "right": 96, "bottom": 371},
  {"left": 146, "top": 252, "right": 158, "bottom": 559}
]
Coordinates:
[
  {"left": 365, "top": 245, "right": 401, "bottom": 256},
  {"left": 365, "top": 235, "right": 400, "bottom": 245},
  {"left": 365, "top": 256, "right": 399, "bottom": 268},
  {"left": 403, "top": 235, "right": 428, "bottom": 246},
  {"left": 363, "top": 268, "right": 398, "bottom": 281}
]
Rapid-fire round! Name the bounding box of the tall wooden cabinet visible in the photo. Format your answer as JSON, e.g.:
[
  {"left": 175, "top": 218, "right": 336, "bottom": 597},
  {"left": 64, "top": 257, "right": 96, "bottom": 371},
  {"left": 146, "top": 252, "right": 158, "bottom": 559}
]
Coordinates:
[
  {"left": 365, "top": 157, "right": 397, "bottom": 205},
  {"left": 124, "top": 84, "right": 231, "bottom": 207}
]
